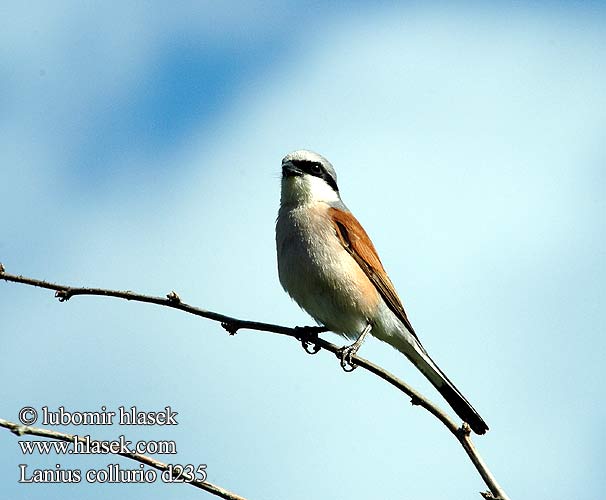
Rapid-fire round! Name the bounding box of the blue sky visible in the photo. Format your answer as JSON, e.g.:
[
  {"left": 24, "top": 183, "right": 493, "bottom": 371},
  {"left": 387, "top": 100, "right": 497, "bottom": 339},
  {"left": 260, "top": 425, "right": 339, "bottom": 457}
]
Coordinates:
[{"left": 1, "top": 1, "right": 605, "bottom": 499}]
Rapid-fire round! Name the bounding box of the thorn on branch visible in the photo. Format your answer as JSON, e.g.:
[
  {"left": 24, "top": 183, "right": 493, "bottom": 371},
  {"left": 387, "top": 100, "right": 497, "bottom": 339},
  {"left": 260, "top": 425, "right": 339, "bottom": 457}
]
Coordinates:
[
  {"left": 171, "top": 464, "right": 186, "bottom": 479},
  {"left": 410, "top": 395, "right": 422, "bottom": 406},
  {"left": 458, "top": 422, "right": 472, "bottom": 437},
  {"left": 221, "top": 322, "right": 240, "bottom": 335},
  {"left": 0, "top": 262, "right": 5, "bottom": 273},
  {"left": 166, "top": 291, "right": 181, "bottom": 303},
  {"left": 480, "top": 491, "right": 499, "bottom": 500},
  {"left": 10, "top": 425, "right": 27, "bottom": 436},
  {"left": 55, "top": 290, "right": 71, "bottom": 302}
]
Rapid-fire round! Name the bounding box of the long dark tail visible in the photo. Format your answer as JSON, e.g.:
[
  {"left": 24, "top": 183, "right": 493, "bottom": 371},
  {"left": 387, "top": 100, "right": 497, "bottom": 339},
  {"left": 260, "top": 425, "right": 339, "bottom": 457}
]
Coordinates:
[{"left": 390, "top": 335, "right": 489, "bottom": 435}]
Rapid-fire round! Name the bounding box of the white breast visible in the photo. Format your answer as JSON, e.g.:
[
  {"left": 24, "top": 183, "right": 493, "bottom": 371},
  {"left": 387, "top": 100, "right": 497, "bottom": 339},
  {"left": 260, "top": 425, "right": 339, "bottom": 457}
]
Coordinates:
[{"left": 275, "top": 201, "right": 378, "bottom": 338}]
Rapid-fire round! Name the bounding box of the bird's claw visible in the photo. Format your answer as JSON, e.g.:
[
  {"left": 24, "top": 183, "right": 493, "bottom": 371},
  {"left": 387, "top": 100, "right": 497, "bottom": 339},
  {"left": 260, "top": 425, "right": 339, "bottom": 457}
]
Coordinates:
[
  {"left": 336, "top": 345, "right": 358, "bottom": 372},
  {"left": 302, "top": 341, "right": 321, "bottom": 355},
  {"left": 295, "top": 326, "right": 322, "bottom": 355},
  {"left": 336, "top": 323, "right": 371, "bottom": 372}
]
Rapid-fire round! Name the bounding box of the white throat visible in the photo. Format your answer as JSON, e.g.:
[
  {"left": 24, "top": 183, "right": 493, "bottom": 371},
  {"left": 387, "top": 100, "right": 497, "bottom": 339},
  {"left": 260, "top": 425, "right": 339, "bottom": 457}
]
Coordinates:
[{"left": 281, "top": 174, "right": 340, "bottom": 206}]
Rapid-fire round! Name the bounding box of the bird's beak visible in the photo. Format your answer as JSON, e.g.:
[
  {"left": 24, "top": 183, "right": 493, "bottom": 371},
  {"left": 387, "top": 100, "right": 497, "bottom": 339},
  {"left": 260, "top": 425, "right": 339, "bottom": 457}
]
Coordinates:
[{"left": 282, "top": 161, "right": 303, "bottom": 178}]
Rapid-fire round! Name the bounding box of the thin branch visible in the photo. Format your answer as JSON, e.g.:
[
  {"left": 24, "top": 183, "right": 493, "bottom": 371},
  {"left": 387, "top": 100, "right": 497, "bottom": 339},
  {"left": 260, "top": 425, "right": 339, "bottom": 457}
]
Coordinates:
[
  {"left": 0, "top": 265, "right": 510, "bottom": 500},
  {"left": 0, "top": 418, "right": 246, "bottom": 500}
]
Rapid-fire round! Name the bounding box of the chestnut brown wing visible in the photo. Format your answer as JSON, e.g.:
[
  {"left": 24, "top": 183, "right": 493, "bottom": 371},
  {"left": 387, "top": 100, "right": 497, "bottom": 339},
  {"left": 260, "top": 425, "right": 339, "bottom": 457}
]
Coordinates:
[{"left": 328, "top": 207, "right": 419, "bottom": 341}]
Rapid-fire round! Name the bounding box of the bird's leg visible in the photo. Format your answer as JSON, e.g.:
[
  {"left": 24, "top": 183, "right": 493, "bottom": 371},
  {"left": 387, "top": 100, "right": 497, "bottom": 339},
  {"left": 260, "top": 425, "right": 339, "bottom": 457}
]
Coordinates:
[
  {"left": 337, "top": 322, "right": 372, "bottom": 372},
  {"left": 294, "top": 325, "right": 325, "bottom": 354}
]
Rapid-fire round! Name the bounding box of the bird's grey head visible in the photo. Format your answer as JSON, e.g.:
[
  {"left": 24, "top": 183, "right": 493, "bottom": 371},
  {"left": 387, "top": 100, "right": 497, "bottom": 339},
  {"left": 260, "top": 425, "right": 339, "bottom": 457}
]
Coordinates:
[{"left": 280, "top": 150, "right": 340, "bottom": 205}]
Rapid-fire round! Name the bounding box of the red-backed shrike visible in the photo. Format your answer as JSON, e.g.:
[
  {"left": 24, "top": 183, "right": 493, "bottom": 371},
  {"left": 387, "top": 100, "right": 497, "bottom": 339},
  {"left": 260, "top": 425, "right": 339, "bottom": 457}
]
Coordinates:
[{"left": 275, "top": 149, "right": 488, "bottom": 434}]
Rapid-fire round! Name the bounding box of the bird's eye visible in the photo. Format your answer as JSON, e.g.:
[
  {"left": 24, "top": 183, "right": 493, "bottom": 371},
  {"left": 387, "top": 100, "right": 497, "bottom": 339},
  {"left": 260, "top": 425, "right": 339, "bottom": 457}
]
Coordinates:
[{"left": 310, "top": 163, "right": 322, "bottom": 174}]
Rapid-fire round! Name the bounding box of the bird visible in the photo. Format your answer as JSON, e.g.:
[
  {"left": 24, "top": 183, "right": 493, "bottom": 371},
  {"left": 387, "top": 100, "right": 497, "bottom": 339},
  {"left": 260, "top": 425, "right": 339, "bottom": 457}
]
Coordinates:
[{"left": 275, "top": 149, "right": 489, "bottom": 435}]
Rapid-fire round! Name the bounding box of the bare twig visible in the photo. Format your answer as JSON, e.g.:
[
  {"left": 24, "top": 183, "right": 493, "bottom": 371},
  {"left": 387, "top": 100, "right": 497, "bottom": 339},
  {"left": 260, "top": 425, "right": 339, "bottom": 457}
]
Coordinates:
[
  {"left": 0, "top": 265, "right": 510, "bottom": 500},
  {"left": 0, "top": 418, "right": 246, "bottom": 500}
]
